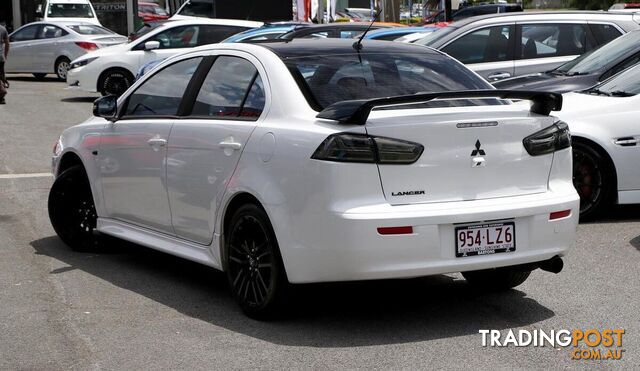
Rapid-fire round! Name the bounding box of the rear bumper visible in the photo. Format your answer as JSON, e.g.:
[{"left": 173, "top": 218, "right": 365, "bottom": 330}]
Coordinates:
[{"left": 280, "top": 188, "right": 579, "bottom": 283}]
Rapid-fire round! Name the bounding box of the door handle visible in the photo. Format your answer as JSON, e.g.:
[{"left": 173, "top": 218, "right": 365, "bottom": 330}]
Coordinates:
[
  {"left": 147, "top": 138, "right": 166, "bottom": 147},
  {"left": 487, "top": 72, "right": 511, "bottom": 81},
  {"left": 218, "top": 141, "right": 242, "bottom": 150},
  {"left": 614, "top": 137, "right": 638, "bottom": 147}
]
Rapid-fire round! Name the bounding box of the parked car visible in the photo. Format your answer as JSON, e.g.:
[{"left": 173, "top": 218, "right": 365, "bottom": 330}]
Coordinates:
[
  {"left": 414, "top": 11, "right": 640, "bottom": 82},
  {"left": 38, "top": 0, "right": 101, "bottom": 26},
  {"left": 609, "top": 2, "right": 640, "bottom": 11},
  {"left": 554, "top": 63, "right": 640, "bottom": 218},
  {"left": 5, "top": 21, "right": 127, "bottom": 80},
  {"left": 494, "top": 29, "right": 640, "bottom": 93},
  {"left": 278, "top": 23, "right": 395, "bottom": 39},
  {"left": 357, "top": 26, "right": 438, "bottom": 41},
  {"left": 221, "top": 24, "right": 309, "bottom": 43},
  {"left": 66, "top": 18, "right": 262, "bottom": 96},
  {"left": 138, "top": 2, "right": 170, "bottom": 23},
  {"left": 395, "top": 29, "right": 441, "bottom": 43},
  {"left": 425, "top": 3, "right": 523, "bottom": 25},
  {"left": 49, "top": 39, "right": 578, "bottom": 318}
]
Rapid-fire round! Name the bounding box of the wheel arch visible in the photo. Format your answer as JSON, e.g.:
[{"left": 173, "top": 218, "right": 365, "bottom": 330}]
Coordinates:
[
  {"left": 572, "top": 135, "right": 618, "bottom": 203},
  {"left": 219, "top": 192, "right": 266, "bottom": 270},
  {"left": 57, "top": 151, "right": 86, "bottom": 177}
]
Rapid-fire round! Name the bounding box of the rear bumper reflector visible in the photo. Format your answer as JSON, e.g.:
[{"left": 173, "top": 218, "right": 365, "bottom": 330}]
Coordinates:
[
  {"left": 377, "top": 226, "right": 414, "bottom": 235},
  {"left": 549, "top": 210, "right": 571, "bottom": 220}
]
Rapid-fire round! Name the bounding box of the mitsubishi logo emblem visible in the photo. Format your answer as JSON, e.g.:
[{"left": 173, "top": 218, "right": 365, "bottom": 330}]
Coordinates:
[{"left": 471, "top": 140, "right": 486, "bottom": 156}]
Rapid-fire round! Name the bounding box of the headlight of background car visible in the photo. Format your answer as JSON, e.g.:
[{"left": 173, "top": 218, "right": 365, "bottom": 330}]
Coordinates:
[{"left": 70, "top": 57, "right": 98, "bottom": 70}]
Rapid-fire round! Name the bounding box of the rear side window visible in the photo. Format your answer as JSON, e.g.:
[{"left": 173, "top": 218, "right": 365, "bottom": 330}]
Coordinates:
[
  {"left": 589, "top": 24, "right": 622, "bottom": 45},
  {"left": 284, "top": 52, "right": 492, "bottom": 110},
  {"left": 197, "top": 25, "right": 250, "bottom": 45},
  {"left": 191, "top": 56, "right": 264, "bottom": 119},
  {"left": 442, "top": 25, "right": 513, "bottom": 64},
  {"left": 520, "top": 24, "right": 587, "bottom": 59},
  {"left": 124, "top": 57, "right": 202, "bottom": 117},
  {"left": 38, "top": 25, "right": 67, "bottom": 39}
]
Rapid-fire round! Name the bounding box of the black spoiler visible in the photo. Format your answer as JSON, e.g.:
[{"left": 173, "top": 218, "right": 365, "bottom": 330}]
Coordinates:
[{"left": 315, "top": 90, "right": 563, "bottom": 125}]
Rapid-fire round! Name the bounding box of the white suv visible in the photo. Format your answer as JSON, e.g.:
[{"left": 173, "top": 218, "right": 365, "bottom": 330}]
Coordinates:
[
  {"left": 50, "top": 40, "right": 579, "bottom": 318},
  {"left": 40, "top": 0, "right": 102, "bottom": 26}
]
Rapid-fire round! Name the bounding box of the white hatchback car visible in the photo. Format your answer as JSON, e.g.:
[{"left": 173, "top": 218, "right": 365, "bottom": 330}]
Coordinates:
[
  {"left": 66, "top": 18, "right": 262, "bottom": 96},
  {"left": 49, "top": 40, "right": 579, "bottom": 318},
  {"left": 555, "top": 63, "right": 640, "bottom": 219}
]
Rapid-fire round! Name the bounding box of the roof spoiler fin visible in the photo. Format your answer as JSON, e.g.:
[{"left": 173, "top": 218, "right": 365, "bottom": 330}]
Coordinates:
[{"left": 316, "top": 90, "right": 562, "bottom": 125}]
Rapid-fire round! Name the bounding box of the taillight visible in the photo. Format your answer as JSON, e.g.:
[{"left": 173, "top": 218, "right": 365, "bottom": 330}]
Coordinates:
[
  {"left": 523, "top": 121, "right": 571, "bottom": 156},
  {"left": 311, "top": 133, "right": 424, "bottom": 164},
  {"left": 75, "top": 41, "right": 98, "bottom": 51}
]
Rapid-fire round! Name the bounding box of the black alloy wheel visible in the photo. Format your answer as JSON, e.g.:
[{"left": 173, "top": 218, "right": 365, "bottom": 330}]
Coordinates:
[
  {"left": 100, "top": 70, "right": 132, "bottom": 97},
  {"left": 572, "top": 141, "right": 612, "bottom": 220},
  {"left": 48, "top": 165, "right": 101, "bottom": 251},
  {"left": 226, "top": 204, "right": 288, "bottom": 319}
]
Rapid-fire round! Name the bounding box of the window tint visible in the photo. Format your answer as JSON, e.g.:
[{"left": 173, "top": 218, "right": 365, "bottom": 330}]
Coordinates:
[
  {"left": 340, "top": 30, "right": 361, "bottom": 38},
  {"left": 240, "top": 75, "right": 266, "bottom": 118},
  {"left": 48, "top": 4, "right": 94, "bottom": 18},
  {"left": 144, "top": 25, "right": 200, "bottom": 49},
  {"left": 68, "top": 25, "right": 112, "bottom": 35},
  {"left": 589, "top": 24, "right": 622, "bottom": 45},
  {"left": 520, "top": 24, "right": 587, "bottom": 59},
  {"left": 124, "top": 57, "right": 202, "bottom": 117},
  {"left": 38, "top": 25, "right": 66, "bottom": 39},
  {"left": 285, "top": 53, "right": 491, "bottom": 109},
  {"left": 442, "top": 25, "right": 513, "bottom": 64},
  {"left": 197, "top": 25, "right": 250, "bottom": 45},
  {"left": 11, "top": 25, "right": 39, "bottom": 41},
  {"left": 191, "top": 56, "right": 259, "bottom": 118},
  {"left": 601, "top": 53, "right": 640, "bottom": 81}
]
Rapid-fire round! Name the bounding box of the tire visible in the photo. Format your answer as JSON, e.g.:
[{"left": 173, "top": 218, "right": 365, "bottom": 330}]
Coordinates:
[
  {"left": 462, "top": 267, "right": 531, "bottom": 290},
  {"left": 225, "top": 204, "right": 289, "bottom": 319},
  {"left": 99, "top": 69, "right": 133, "bottom": 97},
  {"left": 33, "top": 73, "right": 47, "bottom": 80},
  {"left": 572, "top": 141, "right": 614, "bottom": 220},
  {"left": 48, "top": 165, "right": 101, "bottom": 252},
  {"left": 55, "top": 57, "right": 71, "bottom": 80}
]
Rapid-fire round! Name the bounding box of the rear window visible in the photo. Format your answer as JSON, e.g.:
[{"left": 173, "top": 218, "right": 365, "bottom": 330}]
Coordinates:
[
  {"left": 283, "top": 52, "right": 492, "bottom": 110},
  {"left": 48, "top": 3, "right": 94, "bottom": 18},
  {"left": 68, "top": 25, "right": 112, "bottom": 35}
]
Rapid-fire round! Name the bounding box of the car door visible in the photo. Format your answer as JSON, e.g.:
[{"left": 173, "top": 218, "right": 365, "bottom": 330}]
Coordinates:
[
  {"left": 166, "top": 54, "right": 267, "bottom": 244},
  {"left": 5, "top": 24, "right": 41, "bottom": 72},
  {"left": 99, "top": 56, "right": 204, "bottom": 234},
  {"left": 515, "top": 23, "right": 590, "bottom": 77},
  {"left": 440, "top": 24, "right": 515, "bottom": 81},
  {"left": 33, "top": 24, "right": 68, "bottom": 72}
]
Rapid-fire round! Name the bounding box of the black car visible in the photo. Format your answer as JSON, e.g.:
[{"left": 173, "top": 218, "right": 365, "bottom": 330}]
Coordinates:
[
  {"left": 494, "top": 29, "right": 640, "bottom": 93},
  {"left": 278, "top": 23, "right": 389, "bottom": 40}
]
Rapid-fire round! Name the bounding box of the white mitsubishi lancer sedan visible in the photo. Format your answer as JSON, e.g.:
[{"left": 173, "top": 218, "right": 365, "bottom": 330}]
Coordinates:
[{"left": 49, "top": 39, "right": 579, "bottom": 319}]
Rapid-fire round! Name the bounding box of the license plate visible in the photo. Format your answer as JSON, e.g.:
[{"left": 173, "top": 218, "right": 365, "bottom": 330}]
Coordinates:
[{"left": 455, "top": 221, "right": 515, "bottom": 258}]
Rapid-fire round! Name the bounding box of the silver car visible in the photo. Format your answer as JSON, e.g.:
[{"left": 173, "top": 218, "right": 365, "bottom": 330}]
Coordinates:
[
  {"left": 5, "top": 21, "right": 127, "bottom": 80},
  {"left": 415, "top": 11, "right": 640, "bottom": 82}
]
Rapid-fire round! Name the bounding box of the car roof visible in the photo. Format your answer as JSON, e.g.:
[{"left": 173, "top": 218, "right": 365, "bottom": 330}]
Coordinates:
[
  {"left": 447, "top": 10, "right": 640, "bottom": 28},
  {"left": 158, "top": 18, "right": 263, "bottom": 28},
  {"left": 251, "top": 38, "right": 442, "bottom": 59},
  {"left": 366, "top": 27, "right": 432, "bottom": 36}
]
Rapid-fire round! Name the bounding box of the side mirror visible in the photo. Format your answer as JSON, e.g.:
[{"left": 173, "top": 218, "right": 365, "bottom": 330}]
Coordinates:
[
  {"left": 93, "top": 95, "right": 118, "bottom": 120},
  {"left": 144, "top": 41, "right": 160, "bottom": 51}
]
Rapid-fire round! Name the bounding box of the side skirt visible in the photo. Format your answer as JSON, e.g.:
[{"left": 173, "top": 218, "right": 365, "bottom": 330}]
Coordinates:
[
  {"left": 97, "top": 217, "right": 222, "bottom": 270},
  {"left": 618, "top": 190, "right": 640, "bottom": 205}
]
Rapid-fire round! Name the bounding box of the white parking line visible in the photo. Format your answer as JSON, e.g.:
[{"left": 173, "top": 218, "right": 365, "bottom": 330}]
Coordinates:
[{"left": 0, "top": 173, "right": 53, "bottom": 179}]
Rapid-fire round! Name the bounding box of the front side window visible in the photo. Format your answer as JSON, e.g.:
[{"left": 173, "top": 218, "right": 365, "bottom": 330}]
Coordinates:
[
  {"left": 197, "top": 25, "right": 250, "bottom": 45},
  {"left": 520, "top": 24, "right": 587, "bottom": 59},
  {"left": 442, "top": 25, "right": 513, "bottom": 64},
  {"left": 285, "top": 52, "right": 492, "bottom": 109},
  {"left": 124, "top": 57, "right": 203, "bottom": 117},
  {"left": 191, "top": 56, "right": 264, "bottom": 119},
  {"left": 144, "top": 25, "right": 200, "bottom": 49},
  {"left": 11, "top": 25, "right": 39, "bottom": 42},
  {"left": 586, "top": 63, "right": 640, "bottom": 96},
  {"left": 48, "top": 4, "right": 94, "bottom": 18}
]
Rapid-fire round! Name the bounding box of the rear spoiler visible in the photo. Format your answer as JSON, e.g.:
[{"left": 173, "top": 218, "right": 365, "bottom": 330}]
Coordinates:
[{"left": 316, "top": 90, "right": 563, "bottom": 125}]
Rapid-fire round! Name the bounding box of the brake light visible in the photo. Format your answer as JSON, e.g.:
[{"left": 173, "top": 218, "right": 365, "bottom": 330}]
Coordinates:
[
  {"left": 523, "top": 121, "right": 571, "bottom": 156},
  {"left": 311, "top": 133, "right": 424, "bottom": 164},
  {"left": 75, "top": 41, "right": 98, "bottom": 51}
]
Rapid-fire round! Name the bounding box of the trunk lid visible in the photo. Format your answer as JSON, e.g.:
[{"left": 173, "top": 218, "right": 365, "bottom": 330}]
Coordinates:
[{"left": 365, "top": 105, "right": 555, "bottom": 205}]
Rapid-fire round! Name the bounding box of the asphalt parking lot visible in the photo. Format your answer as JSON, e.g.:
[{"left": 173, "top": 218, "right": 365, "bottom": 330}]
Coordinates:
[{"left": 0, "top": 76, "right": 639, "bottom": 369}]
